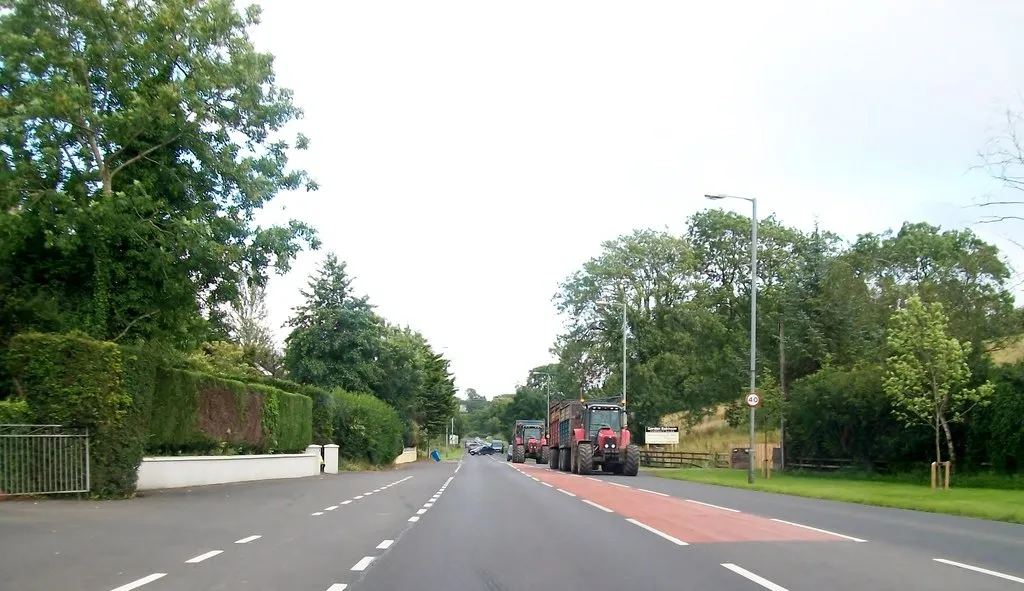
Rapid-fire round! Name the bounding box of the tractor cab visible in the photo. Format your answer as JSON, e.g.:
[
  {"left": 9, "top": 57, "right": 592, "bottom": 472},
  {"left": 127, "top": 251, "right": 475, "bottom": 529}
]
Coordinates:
[
  {"left": 584, "top": 402, "right": 625, "bottom": 456},
  {"left": 522, "top": 424, "right": 543, "bottom": 452}
]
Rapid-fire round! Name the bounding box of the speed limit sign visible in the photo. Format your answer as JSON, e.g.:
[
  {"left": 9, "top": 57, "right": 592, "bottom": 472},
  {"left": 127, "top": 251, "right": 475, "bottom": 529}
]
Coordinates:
[{"left": 745, "top": 392, "right": 761, "bottom": 407}]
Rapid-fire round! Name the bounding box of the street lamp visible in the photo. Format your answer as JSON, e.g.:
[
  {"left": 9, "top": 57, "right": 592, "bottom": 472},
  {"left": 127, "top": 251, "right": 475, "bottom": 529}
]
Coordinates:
[
  {"left": 595, "top": 297, "right": 628, "bottom": 406},
  {"left": 705, "top": 193, "right": 758, "bottom": 485}
]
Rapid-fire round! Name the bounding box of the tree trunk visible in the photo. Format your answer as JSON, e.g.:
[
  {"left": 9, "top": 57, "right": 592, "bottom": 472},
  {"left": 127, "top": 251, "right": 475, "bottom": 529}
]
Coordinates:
[{"left": 939, "top": 412, "right": 956, "bottom": 476}]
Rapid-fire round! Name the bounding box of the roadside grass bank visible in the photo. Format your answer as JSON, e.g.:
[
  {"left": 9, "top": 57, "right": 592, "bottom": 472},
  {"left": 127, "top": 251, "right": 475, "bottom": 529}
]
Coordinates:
[{"left": 652, "top": 468, "right": 1024, "bottom": 524}]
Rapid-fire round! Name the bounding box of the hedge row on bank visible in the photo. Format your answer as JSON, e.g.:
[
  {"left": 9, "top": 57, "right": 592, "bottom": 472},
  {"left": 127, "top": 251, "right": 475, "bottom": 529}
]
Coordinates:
[{"left": 4, "top": 332, "right": 313, "bottom": 497}]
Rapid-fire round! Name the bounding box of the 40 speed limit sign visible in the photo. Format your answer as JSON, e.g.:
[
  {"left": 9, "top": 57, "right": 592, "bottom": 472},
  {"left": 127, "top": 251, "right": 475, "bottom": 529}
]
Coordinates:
[{"left": 745, "top": 392, "right": 761, "bottom": 408}]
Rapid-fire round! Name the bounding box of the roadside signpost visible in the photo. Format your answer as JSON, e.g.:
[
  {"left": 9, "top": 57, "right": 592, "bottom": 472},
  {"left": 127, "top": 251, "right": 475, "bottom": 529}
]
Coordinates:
[{"left": 745, "top": 392, "right": 761, "bottom": 408}]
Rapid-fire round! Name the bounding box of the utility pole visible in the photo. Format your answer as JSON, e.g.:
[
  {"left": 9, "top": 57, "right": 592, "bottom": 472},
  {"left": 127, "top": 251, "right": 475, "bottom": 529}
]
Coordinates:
[
  {"left": 779, "top": 317, "right": 786, "bottom": 472},
  {"left": 622, "top": 297, "right": 627, "bottom": 406}
]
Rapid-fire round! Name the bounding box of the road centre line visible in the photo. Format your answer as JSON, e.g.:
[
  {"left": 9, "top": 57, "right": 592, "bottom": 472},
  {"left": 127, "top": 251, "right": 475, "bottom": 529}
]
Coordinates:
[
  {"left": 770, "top": 518, "right": 867, "bottom": 542},
  {"left": 185, "top": 550, "right": 223, "bottom": 564},
  {"left": 685, "top": 499, "right": 740, "bottom": 513},
  {"left": 109, "top": 573, "right": 167, "bottom": 591},
  {"left": 934, "top": 559, "right": 1024, "bottom": 584},
  {"left": 234, "top": 535, "right": 261, "bottom": 544},
  {"left": 325, "top": 505, "right": 338, "bottom": 511},
  {"left": 377, "top": 539, "right": 394, "bottom": 550},
  {"left": 721, "top": 563, "right": 790, "bottom": 591},
  {"left": 626, "top": 518, "right": 688, "bottom": 545},
  {"left": 341, "top": 500, "right": 352, "bottom": 505},
  {"left": 350, "top": 556, "right": 375, "bottom": 571},
  {"left": 311, "top": 512, "right": 324, "bottom": 516},
  {"left": 325, "top": 585, "right": 348, "bottom": 591},
  {"left": 408, "top": 516, "right": 420, "bottom": 522}
]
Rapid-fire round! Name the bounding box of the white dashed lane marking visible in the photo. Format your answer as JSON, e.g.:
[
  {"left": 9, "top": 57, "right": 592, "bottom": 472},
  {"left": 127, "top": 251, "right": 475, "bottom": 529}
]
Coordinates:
[
  {"left": 377, "top": 539, "right": 394, "bottom": 550},
  {"left": 109, "top": 573, "right": 167, "bottom": 591},
  {"left": 933, "top": 559, "right": 1024, "bottom": 584},
  {"left": 234, "top": 535, "right": 261, "bottom": 544},
  {"left": 185, "top": 550, "right": 223, "bottom": 564},
  {"left": 350, "top": 556, "right": 375, "bottom": 571},
  {"left": 626, "top": 518, "right": 688, "bottom": 546}
]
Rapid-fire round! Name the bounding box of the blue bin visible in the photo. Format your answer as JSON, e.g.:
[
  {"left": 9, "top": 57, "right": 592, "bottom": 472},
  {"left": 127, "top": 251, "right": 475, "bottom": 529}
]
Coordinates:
[{"left": 430, "top": 450, "right": 441, "bottom": 462}]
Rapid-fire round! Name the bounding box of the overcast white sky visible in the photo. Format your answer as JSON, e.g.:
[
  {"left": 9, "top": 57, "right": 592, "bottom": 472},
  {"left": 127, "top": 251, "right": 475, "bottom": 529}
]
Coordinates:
[{"left": 247, "top": 1, "right": 1024, "bottom": 399}]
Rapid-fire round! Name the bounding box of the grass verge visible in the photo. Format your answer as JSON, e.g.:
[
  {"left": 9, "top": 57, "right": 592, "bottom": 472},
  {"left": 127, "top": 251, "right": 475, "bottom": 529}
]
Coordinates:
[{"left": 653, "top": 468, "right": 1024, "bottom": 524}]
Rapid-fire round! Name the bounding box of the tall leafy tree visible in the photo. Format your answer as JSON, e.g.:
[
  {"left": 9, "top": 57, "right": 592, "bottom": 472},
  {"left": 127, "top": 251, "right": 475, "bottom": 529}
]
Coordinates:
[
  {"left": 0, "top": 0, "right": 318, "bottom": 348},
  {"left": 284, "top": 254, "right": 383, "bottom": 392}
]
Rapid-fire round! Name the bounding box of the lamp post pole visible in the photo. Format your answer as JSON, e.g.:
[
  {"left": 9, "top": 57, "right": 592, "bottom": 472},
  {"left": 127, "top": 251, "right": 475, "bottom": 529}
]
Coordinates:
[{"left": 705, "top": 193, "right": 758, "bottom": 484}]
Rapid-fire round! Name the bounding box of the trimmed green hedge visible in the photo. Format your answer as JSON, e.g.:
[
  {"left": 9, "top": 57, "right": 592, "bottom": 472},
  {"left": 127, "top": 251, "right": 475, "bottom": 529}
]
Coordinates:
[
  {"left": 6, "top": 332, "right": 137, "bottom": 497},
  {"left": 147, "top": 368, "right": 311, "bottom": 455},
  {"left": 331, "top": 389, "right": 403, "bottom": 465},
  {"left": 4, "top": 333, "right": 314, "bottom": 497},
  {"left": 245, "top": 376, "right": 333, "bottom": 444}
]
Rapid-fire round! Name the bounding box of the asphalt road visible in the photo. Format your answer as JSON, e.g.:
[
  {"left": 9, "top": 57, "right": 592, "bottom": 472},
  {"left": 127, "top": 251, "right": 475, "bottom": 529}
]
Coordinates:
[{"left": 1, "top": 456, "right": 1022, "bottom": 591}]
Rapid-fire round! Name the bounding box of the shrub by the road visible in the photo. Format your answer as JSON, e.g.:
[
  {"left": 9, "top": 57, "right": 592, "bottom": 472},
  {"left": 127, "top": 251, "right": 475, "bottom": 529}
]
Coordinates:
[{"left": 331, "top": 389, "right": 403, "bottom": 465}]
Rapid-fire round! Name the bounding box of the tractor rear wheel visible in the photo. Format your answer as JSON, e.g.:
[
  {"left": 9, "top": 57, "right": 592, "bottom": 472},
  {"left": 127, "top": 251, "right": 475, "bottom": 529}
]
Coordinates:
[
  {"left": 577, "top": 442, "right": 594, "bottom": 475},
  {"left": 623, "top": 444, "right": 640, "bottom": 476},
  {"left": 540, "top": 446, "right": 550, "bottom": 465},
  {"left": 513, "top": 444, "right": 525, "bottom": 463},
  {"left": 559, "top": 448, "right": 570, "bottom": 471},
  {"left": 549, "top": 447, "right": 558, "bottom": 469}
]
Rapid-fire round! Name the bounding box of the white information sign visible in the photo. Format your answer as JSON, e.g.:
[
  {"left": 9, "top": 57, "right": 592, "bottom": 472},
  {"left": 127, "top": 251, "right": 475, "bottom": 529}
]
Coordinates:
[{"left": 645, "top": 426, "right": 679, "bottom": 445}]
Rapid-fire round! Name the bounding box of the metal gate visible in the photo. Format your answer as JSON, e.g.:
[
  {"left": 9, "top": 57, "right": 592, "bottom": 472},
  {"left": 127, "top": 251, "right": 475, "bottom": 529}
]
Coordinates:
[{"left": 0, "top": 424, "right": 89, "bottom": 495}]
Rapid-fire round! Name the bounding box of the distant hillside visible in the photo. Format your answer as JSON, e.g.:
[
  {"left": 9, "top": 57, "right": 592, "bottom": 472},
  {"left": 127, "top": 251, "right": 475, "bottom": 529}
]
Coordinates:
[
  {"left": 987, "top": 335, "right": 1024, "bottom": 366},
  {"left": 656, "top": 405, "right": 779, "bottom": 455}
]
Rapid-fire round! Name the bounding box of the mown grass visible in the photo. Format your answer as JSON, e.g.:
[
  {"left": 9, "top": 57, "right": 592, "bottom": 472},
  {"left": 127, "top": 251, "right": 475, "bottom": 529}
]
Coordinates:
[{"left": 653, "top": 468, "right": 1024, "bottom": 524}]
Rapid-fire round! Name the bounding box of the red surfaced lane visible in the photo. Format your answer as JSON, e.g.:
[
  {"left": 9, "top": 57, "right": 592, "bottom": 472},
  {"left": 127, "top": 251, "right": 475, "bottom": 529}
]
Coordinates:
[{"left": 510, "top": 463, "right": 844, "bottom": 544}]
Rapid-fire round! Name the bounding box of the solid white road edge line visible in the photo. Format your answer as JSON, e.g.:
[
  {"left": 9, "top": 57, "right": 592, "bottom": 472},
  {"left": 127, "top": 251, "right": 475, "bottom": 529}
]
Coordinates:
[
  {"left": 234, "top": 535, "right": 261, "bottom": 544},
  {"left": 325, "top": 584, "right": 348, "bottom": 591},
  {"left": 686, "top": 499, "right": 740, "bottom": 513},
  {"left": 769, "top": 518, "right": 867, "bottom": 543},
  {"left": 185, "top": 550, "right": 223, "bottom": 564},
  {"left": 638, "top": 487, "right": 670, "bottom": 497},
  {"left": 721, "top": 563, "right": 790, "bottom": 591},
  {"left": 933, "top": 559, "right": 1024, "bottom": 584},
  {"left": 350, "top": 556, "right": 375, "bottom": 571},
  {"left": 583, "top": 499, "right": 613, "bottom": 513},
  {"left": 377, "top": 539, "right": 394, "bottom": 550},
  {"left": 626, "top": 518, "right": 688, "bottom": 545},
  {"left": 109, "top": 573, "right": 167, "bottom": 591},
  {"left": 557, "top": 488, "right": 577, "bottom": 497}
]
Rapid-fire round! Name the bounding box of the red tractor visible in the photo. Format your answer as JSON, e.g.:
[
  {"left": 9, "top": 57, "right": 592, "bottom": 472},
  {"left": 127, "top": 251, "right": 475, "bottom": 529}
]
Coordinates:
[
  {"left": 511, "top": 419, "right": 548, "bottom": 464},
  {"left": 547, "top": 398, "right": 639, "bottom": 476}
]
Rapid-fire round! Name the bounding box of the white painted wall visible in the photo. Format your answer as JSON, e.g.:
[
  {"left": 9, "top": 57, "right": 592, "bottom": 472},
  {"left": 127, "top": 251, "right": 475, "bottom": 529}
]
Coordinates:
[
  {"left": 394, "top": 447, "right": 417, "bottom": 465},
  {"left": 136, "top": 453, "right": 321, "bottom": 491}
]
